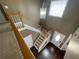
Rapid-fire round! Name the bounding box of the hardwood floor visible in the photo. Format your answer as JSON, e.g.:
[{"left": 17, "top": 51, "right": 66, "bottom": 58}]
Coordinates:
[{"left": 31, "top": 43, "right": 65, "bottom": 59}]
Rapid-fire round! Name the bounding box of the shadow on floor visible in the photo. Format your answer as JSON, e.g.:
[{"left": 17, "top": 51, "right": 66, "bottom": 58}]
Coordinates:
[{"left": 31, "top": 43, "right": 65, "bottom": 59}]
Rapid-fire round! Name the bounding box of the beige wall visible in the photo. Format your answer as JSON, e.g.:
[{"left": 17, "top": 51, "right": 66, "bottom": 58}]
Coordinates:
[
  {"left": 0, "top": 0, "right": 40, "bottom": 28},
  {"left": 45, "top": 0, "right": 79, "bottom": 36},
  {"left": 18, "top": 0, "right": 40, "bottom": 28},
  {"left": 0, "top": 10, "right": 6, "bottom": 23},
  {"left": 0, "top": 0, "right": 19, "bottom": 12}
]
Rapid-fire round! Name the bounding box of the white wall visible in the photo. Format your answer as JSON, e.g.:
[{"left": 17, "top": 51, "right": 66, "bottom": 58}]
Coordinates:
[{"left": 64, "top": 27, "right": 79, "bottom": 59}]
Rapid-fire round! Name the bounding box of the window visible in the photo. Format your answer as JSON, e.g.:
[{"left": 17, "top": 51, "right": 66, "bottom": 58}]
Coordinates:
[
  {"left": 40, "top": 8, "right": 47, "bottom": 19},
  {"left": 49, "top": 0, "right": 68, "bottom": 18}
]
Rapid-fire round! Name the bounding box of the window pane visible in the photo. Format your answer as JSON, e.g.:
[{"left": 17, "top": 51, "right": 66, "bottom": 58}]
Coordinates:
[{"left": 49, "top": 0, "right": 68, "bottom": 18}]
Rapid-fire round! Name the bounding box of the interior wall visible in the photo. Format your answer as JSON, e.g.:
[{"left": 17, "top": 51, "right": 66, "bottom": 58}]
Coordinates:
[
  {"left": 18, "top": 0, "right": 40, "bottom": 28},
  {"left": 0, "top": 0, "right": 19, "bottom": 12},
  {"left": 64, "top": 28, "right": 79, "bottom": 59},
  {"left": 0, "top": 0, "right": 40, "bottom": 28},
  {"left": 45, "top": 0, "right": 79, "bottom": 36},
  {"left": 0, "top": 10, "right": 6, "bottom": 23}
]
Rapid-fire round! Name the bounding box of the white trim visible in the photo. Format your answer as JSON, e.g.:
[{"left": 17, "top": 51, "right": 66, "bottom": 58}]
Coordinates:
[{"left": 18, "top": 24, "right": 41, "bottom": 33}]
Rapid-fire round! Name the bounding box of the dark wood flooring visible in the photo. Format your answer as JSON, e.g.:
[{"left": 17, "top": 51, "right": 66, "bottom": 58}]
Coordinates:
[{"left": 31, "top": 43, "right": 65, "bottom": 59}]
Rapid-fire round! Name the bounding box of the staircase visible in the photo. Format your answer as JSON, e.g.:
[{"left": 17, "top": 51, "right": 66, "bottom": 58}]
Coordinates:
[
  {"left": 0, "top": 4, "right": 36, "bottom": 59},
  {"left": 0, "top": 21, "right": 24, "bottom": 59},
  {"left": 34, "top": 30, "right": 52, "bottom": 52},
  {"left": 0, "top": 6, "right": 24, "bottom": 58},
  {"left": 8, "top": 12, "right": 24, "bottom": 29}
]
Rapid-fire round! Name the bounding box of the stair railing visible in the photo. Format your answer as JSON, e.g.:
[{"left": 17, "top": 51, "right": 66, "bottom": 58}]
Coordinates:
[
  {"left": 7, "top": 11, "right": 24, "bottom": 29},
  {"left": 0, "top": 3, "right": 36, "bottom": 59}
]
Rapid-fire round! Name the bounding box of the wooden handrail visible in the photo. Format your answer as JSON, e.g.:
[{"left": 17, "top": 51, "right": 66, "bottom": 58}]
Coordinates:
[
  {"left": 0, "top": 4, "right": 36, "bottom": 59},
  {"left": 10, "top": 20, "right": 36, "bottom": 59}
]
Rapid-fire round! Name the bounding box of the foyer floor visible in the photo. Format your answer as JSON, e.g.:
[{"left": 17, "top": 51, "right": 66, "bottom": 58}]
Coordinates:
[{"left": 31, "top": 43, "right": 65, "bottom": 59}]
